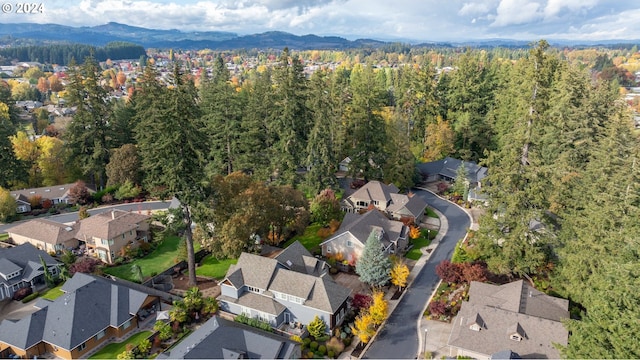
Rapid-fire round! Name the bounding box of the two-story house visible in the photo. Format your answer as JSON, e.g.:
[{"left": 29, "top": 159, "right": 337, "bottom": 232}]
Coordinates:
[
  {"left": 218, "top": 242, "right": 351, "bottom": 333},
  {"left": 341, "top": 180, "right": 428, "bottom": 223},
  {"left": 320, "top": 210, "right": 408, "bottom": 264},
  {"left": 75, "top": 210, "right": 150, "bottom": 264},
  {"left": 0, "top": 273, "right": 163, "bottom": 360},
  {"left": 0, "top": 243, "right": 61, "bottom": 301}
]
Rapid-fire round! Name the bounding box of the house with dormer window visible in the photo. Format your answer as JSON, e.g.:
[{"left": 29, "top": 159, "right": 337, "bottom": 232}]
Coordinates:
[
  {"left": 217, "top": 242, "right": 351, "bottom": 333},
  {"left": 341, "top": 180, "right": 427, "bottom": 223},
  {"left": 0, "top": 243, "right": 61, "bottom": 301},
  {"left": 447, "top": 280, "right": 569, "bottom": 359}
]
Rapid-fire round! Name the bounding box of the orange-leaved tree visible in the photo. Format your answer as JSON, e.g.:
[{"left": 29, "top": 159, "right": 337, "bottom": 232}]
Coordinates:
[
  {"left": 390, "top": 261, "right": 410, "bottom": 290},
  {"left": 409, "top": 225, "right": 421, "bottom": 239}
]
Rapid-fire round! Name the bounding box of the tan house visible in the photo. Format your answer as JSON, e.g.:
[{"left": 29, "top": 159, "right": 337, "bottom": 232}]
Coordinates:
[
  {"left": 76, "top": 210, "right": 150, "bottom": 264},
  {"left": 320, "top": 210, "right": 408, "bottom": 264},
  {"left": 0, "top": 273, "right": 162, "bottom": 360},
  {"left": 447, "top": 280, "right": 569, "bottom": 359},
  {"left": 6, "top": 219, "right": 79, "bottom": 253},
  {"left": 9, "top": 183, "right": 84, "bottom": 213},
  {"left": 341, "top": 180, "right": 427, "bottom": 222}
]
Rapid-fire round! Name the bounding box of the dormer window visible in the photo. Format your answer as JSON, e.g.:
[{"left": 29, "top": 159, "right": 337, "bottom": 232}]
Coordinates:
[
  {"left": 510, "top": 334, "right": 523, "bottom": 341},
  {"left": 470, "top": 323, "right": 481, "bottom": 332}
]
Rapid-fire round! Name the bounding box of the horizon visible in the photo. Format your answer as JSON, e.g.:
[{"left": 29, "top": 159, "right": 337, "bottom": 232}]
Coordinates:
[{"left": 1, "top": 1, "right": 639, "bottom": 43}]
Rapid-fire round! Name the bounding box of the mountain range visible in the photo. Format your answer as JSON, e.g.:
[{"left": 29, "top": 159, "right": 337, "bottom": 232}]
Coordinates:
[{"left": 0, "top": 22, "right": 638, "bottom": 50}]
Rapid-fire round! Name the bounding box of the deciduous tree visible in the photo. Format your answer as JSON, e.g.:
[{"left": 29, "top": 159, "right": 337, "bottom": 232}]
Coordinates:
[
  {"left": 390, "top": 261, "right": 410, "bottom": 290},
  {"left": 0, "top": 187, "right": 16, "bottom": 222}
]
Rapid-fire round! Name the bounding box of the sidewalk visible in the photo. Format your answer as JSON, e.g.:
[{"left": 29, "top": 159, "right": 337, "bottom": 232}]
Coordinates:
[{"left": 341, "top": 207, "right": 449, "bottom": 359}]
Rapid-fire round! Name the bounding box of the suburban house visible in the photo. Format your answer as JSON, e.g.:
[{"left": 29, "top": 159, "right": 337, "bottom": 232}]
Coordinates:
[
  {"left": 320, "top": 210, "right": 408, "bottom": 263},
  {"left": 0, "top": 272, "right": 162, "bottom": 360},
  {"left": 417, "top": 157, "right": 488, "bottom": 201},
  {"left": 157, "top": 315, "right": 301, "bottom": 359},
  {"left": 6, "top": 219, "right": 79, "bottom": 254},
  {"left": 447, "top": 280, "right": 569, "bottom": 359},
  {"left": 218, "top": 243, "right": 351, "bottom": 334},
  {"left": 75, "top": 210, "right": 151, "bottom": 264},
  {"left": 9, "top": 183, "right": 83, "bottom": 213},
  {"left": 341, "top": 180, "right": 428, "bottom": 222},
  {"left": 0, "top": 243, "right": 62, "bottom": 301}
]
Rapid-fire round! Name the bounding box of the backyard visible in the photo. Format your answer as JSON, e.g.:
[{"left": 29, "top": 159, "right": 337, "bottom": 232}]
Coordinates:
[
  {"left": 282, "top": 223, "right": 325, "bottom": 253},
  {"left": 40, "top": 284, "right": 64, "bottom": 300},
  {"left": 195, "top": 256, "right": 237, "bottom": 279},
  {"left": 88, "top": 331, "right": 153, "bottom": 359},
  {"left": 103, "top": 235, "right": 200, "bottom": 282}
]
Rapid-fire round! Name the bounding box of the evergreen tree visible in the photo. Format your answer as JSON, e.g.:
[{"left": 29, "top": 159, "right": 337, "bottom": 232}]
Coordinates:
[
  {"left": 201, "top": 56, "right": 241, "bottom": 177},
  {"left": 64, "top": 56, "right": 113, "bottom": 188},
  {"left": 135, "top": 62, "right": 207, "bottom": 287},
  {"left": 356, "top": 229, "right": 392, "bottom": 288},
  {"left": 0, "top": 100, "right": 27, "bottom": 188},
  {"left": 305, "top": 70, "right": 338, "bottom": 194}
]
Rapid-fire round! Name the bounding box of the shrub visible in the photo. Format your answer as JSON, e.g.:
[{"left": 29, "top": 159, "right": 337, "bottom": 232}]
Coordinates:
[
  {"left": 326, "top": 336, "right": 345, "bottom": 354},
  {"left": 328, "top": 351, "right": 335, "bottom": 358},
  {"left": 290, "top": 335, "right": 303, "bottom": 344},
  {"left": 12, "top": 287, "right": 33, "bottom": 301},
  {"left": 307, "top": 315, "right": 327, "bottom": 339},
  {"left": 303, "top": 337, "right": 312, "bottom": 347},
  {"left": 317, "top": 345, "right": 327, "bottom": 356},
  {"left": 428, "top": 300, "right": 448, "bottom": 317},
  {"left": 21, "top": 291, "right": 40, "bottom": 303},
  {"left": 435, "top": 260, "right": 463, "bottom": 283},
  {"left": 137, "top": 338, "right": 151, "bottom": 355},
  {"left": 69, "top": 257, "right": 102, "bottom": 275},
  {"left": 342, "top": 337, "right": 351, "bottom": 346},
  {"left": 306, "top": 351, "right": 314, "bottom": 359},
  {"left": 310, "top": 341, "right": 319, "bottom": 351},
  {"left": 351, "top": 293, "right": 373, "bottom": 313}
]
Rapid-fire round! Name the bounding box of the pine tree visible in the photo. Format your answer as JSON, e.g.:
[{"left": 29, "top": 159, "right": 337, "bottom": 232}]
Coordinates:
[
  {"left": 307, "top": 315, "right": 327, "bottom": 338},
  {"left": 356, "top": 229, "right": 392, "bottom": 288}
]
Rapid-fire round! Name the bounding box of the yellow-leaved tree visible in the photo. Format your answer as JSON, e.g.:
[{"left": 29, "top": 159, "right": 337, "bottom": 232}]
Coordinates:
[
  {"left": 351, "top": 310, "right": 375, "bottom": 344},
  {"left": 368, "top": 291, "right": 388, "bottom": 326},
  {"left": 390, "top": 261, "right": 410, "bottom": 290},
  {"left": 409, "top": 225, "right": 421, "bottom": 239}
]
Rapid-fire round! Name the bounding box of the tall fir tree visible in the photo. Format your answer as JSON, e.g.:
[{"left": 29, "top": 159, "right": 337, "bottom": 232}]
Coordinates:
[
  {"left": 64, "top": 56, "right": 112, "bottom": 188},
  {"left": 135, "top": 62, "right": 207, "bottom": 287},
  {"left": 356, "top": 229, "right": 392, "bottom": 288}
]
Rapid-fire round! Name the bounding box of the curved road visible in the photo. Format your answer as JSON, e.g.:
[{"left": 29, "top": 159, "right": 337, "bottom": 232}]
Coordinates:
[
  {"left": 0, "top": 201, "right": 171, "bottom": 233},
  {"left": 362, "top": 189, "right": 470, "bottom": 359}
]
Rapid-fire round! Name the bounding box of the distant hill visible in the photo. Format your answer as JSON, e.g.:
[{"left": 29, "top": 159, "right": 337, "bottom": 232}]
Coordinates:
[{"left": 0, "top": 22, "right": 386, "bottom": 50}]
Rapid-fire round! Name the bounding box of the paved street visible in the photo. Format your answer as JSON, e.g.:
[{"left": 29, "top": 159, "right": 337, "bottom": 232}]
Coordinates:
[
  {"left": 0, "top": 201, "right": 171, "bottom": 233},
  {"left": 361, "top": 189, "right": 470, "bottom": 359}
]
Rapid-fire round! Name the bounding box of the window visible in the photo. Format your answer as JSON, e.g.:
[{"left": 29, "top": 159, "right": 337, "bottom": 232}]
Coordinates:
[
  {"left": 372, "top": 200, "right": 379, "bottom": 206},
  {"left": 78, "top": 342, "right": 86, "bottom": 351},
  {"left": 346, "top": 240, "right": 353, "bottom": 248},
  {"left": 326, "top": 246, "right": 332, "bottom": 253},
  {"left": 101, "top": 239, "right": 108, "bottom": 246},
  {"left": 122, "top": 234, "right": 125, "bottom": 239},
  {"left": 247, "top": 286, "right": 260, "bottom": 294},
  {"left": 96, "top": 329, "right": 106, "bottom": 340},
  {"left": 122, "top": 319, "right": 132, "bottom": 329},
  {"left": 130, "top": 230, "right": 133, "bottom": 236}
]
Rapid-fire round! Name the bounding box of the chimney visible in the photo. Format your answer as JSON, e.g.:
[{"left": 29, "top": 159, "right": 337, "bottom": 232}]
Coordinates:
[{"left": 112, "top": 211, "right": 115, "bottom": 220}]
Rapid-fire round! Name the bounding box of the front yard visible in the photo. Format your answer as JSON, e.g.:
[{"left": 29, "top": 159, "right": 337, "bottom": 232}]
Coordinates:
[
  {"left": 40, "top": 284, "right": 64, "bottom": 300},
  {"left": 405, "top": 229, "right": 437, "bottom": 261}
]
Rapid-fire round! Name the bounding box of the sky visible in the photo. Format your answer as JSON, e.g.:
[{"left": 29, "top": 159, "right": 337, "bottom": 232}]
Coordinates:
[{"left": 3, "top": 0, "right": 640, "bottom": 42}]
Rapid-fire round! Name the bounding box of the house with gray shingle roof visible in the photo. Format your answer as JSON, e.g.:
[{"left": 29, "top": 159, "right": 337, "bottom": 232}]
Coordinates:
[
  {"left": 0, "top": 272, "right": 162, "bottom": 359},
  {"left": 341, "top": 180, "right": 428, "bottom": 222},
  {"left": 320, "top": 210, "right": 408, "bottom": 263},
  {"left": 6, "top": 219, "right": 79, "bottom": 254},
  {"left": 157, "top": 315, "right": 301, "bottom": 359},
  {"left": 447, "top": 280, "right": 569, "bottom": 360},
  {"left": 9, "top": 183, "right": 89, "bottom": 213},
  {"left": 0, "top": 243, "right": 61, "bottom": 301},
  {"left": 417, "top": 157, "right": 489, "bottom": 202},
  {"left": 218, "top": 246, "right": 350, "bottom": 334}
]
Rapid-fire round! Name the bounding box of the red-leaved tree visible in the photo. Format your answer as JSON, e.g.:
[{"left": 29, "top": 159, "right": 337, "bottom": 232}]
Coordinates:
[
  {"left": 68, "top": 180, "right": 91, "bottom": 205},
  {"left": 435, "top": 260, "right": 463, "bottom": 283},
  {"left": 351, "top": 293, "right": 373, "bottom": 313}
]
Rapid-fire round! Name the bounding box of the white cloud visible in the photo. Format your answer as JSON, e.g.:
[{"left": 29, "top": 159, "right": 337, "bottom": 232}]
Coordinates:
[
  {"left": 491, "top": 0, "right": 543, "bottom": 27},
  {"left": 458, "top": 2, "right": 492, "bottom": 16},
  {"left": 543, "top": 0, "right": 598, "bottom": 19}
]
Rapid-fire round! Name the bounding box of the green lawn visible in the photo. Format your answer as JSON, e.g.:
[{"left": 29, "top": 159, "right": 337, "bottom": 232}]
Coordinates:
[
  {"left": 196, "top": 256, "right": 238, "bottom": 279},
  {"left": 282, "top": 223, "right": 325, "bottom": 251},
  {"left": 406, "top": 230, "right": 438, "bottom": 261},
  {"left": 41, "top": 284, "right": 64, "bottom": 300},
  {"left": 104, "top": 235, "right": 199, "bottom": 282},
  {"left": 0, "top": 233, "right": 8, "bottom": 241},
  {"left": 425, "top": 207, "right": 439, "bottom": 218},
  {"left": 89, "top": 331, "right": 152, "bottom": 359}
]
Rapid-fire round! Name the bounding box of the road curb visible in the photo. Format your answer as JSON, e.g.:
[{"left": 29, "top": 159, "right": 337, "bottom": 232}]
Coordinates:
[{"left": 356, "top": 205, "right": 449, "bottom": 359}]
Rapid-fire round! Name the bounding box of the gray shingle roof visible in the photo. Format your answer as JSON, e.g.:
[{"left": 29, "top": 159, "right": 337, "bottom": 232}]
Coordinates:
[
  {"left": 9, "top": 183, "right": 76, "bottom": 202},
  {"left": 0, "top": 273, "right": 159, "bottom": 352},
  {"left": 158, "top": 316, "right": 300, "bottom": 359},
  {"left": 448, "top": 281, "right": 569, "bottom": 359},
  {"left": 322, "top": 210, "right": 406, "bottom": 249},
  {"left": 221, "top": 252, "right": 351, "bottom": 314},
  {"left": 417, "top": 157, "right": 488, "bottom": 183},
  {"left": 0, "top": 308, "right": 47, "bottom": 350},
  {"left": 6, "top": 218, "right": 78, "bottom": 246},
  {"left": 0, "top": 244, "right": 60, "bottom": 287},
  {"left": 218, "top": 293, "right": 286, "bottom": 316},
  {"left": 275, "top": 240, "right": 327, "bottom": 276}
]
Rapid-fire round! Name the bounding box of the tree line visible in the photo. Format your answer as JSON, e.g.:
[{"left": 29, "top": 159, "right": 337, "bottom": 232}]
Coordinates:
[{"left": 0, "top": 42, "right": 146, "bottom": 65}]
